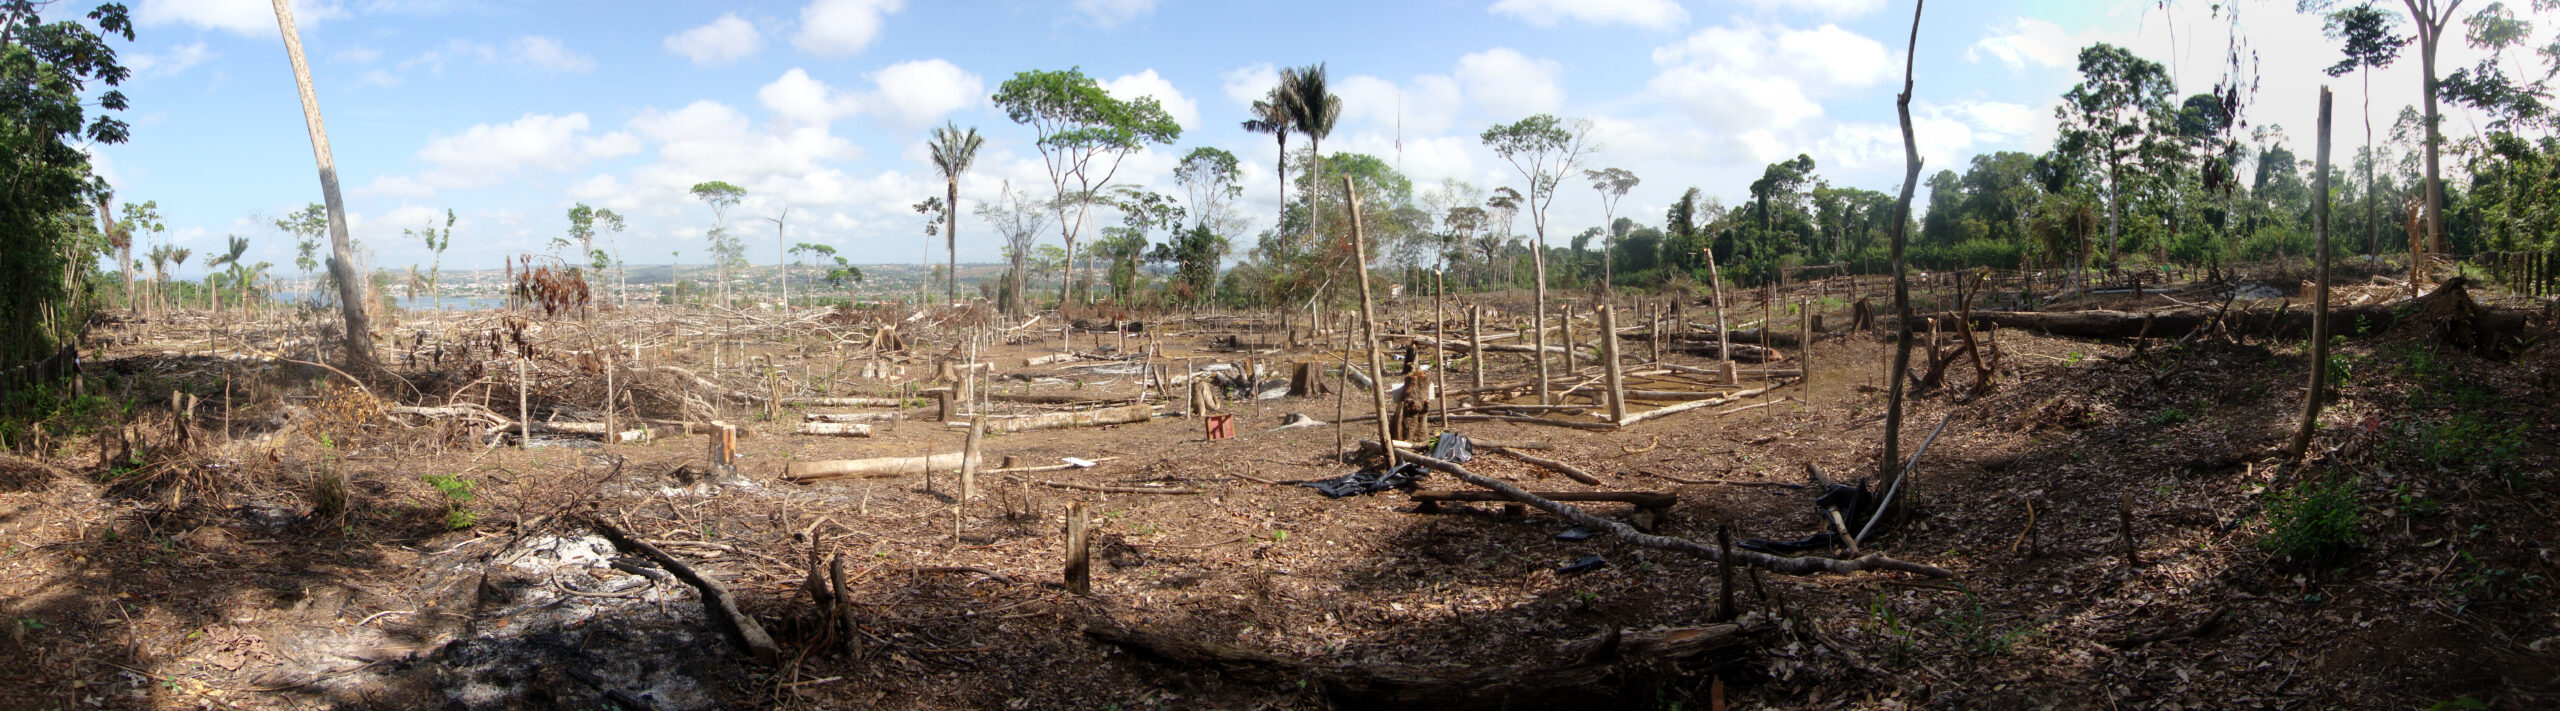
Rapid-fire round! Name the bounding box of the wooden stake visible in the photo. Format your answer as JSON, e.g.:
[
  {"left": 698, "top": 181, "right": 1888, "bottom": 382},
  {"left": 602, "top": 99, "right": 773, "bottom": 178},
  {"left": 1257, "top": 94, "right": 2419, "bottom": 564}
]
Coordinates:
[
  {"left": 1345, "top": 177, "right": 1398, "bottom": 468},
  {"left": 1065, "top": 501, "right": 1091, "bottom": 594},
  {"left": 516, "top": 356, "right": 530, "bottom": 449},
  {"left": 1468, "top": 305, "right": 1485, "bottom": 390},
  {"left": 1717, "top": 524, "right": 1737, "bottom": 621},
  {"left": 961, "top": 414, "right": 985, "bottom": 500},
  {"left": 1599, "top": 305, "right": 1626, "bottom": 424},
  {"left": 1799, "top": 299, "right": 1814, "bottom": 385},
  {"left": 829, "top": 551, "right": 856, "bottom": 652}
]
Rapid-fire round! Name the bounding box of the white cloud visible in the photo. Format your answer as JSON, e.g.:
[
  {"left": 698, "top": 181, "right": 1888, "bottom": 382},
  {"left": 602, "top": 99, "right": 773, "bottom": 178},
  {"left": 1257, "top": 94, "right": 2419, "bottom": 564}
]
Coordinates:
[
  {"left": 360, "top": 113, "right": 628, "bottom": 196},
  {"left": 870, "top": 59, "right": 982, "bottom": 128},
  {"left": 1736, "top": 0, "right": 1885, "bottom": 20},
  {"left": 1968, "top": 17, "right": 2079, "bottom": 71},
  {"left": 1100, "top": 69, "right": 1200, "bottom": 131},
  {"left": 333, "top": 46, "right": 382, "bottom": 64},
  {"left": 1489, "top": 0, "right": 1687, "bottom": 30},
  {"left": 130, "top": 42, "right": 216, "bottom": 79},
  {"left": 1648, "top": 21, "right": 1893, "bottom": 132},
  {"left": 1336, "top": 74, "right": 1464, "bottom": 135},
  {"left": 396, "top": 36, "right": 594, "bottom": 77},
  {"left": 758, "top": 68, "right": 864, "bottom": 127},
  {"left": 356, "top": 69, "right": 401, "bottom": 88},
  {"left": 794, "top": 0, "right": 905, "bottom": 57},
  {"left": 1073, "top": 0, "right": 1156, "bottom": 28},
  {"left": 1221, "top": 63, "right": 1280, "bottom": 106},
  {"left": 665, "top": 13, "right": 762, "bottom": 66},
  {"left": 1455, "top": 48, "right": 1564, "bottom": 116},
  {"left": 510, "top": 36, "right": 593, "bottom": 74},
  {"left": 137, "top": 0, "right": 343, "bottom": 35}
]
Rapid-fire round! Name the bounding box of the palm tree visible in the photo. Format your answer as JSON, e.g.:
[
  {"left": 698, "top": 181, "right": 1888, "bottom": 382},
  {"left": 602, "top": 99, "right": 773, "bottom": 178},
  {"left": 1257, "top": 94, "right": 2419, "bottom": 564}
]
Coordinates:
[
  {"left": 1241, "top": 91, "right": 1294, "bottom": 223},
  {"left": 1278, "top": 65, "right": 1341, "bottom": 235},
  {"left": 146, "top": 244, "right": 170, "bottom": 316},
  {"left": 170, "top": 248, "right": 192, "bottom": 309},
  {"left": 207, "top": 235, "right": 248, "bottom": 314},
  {"left": 927, "top": 122, "right": 985, "bottom": 304},
  {"left": 271, "top": 0, "right": 377, "bottom": 368}
]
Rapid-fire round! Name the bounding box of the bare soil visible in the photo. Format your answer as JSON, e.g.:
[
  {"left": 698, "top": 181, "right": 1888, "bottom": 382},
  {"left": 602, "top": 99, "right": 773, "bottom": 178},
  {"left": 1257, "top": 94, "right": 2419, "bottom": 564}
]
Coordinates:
[{"left": 2, "top": 269, "right": 2555, "bottom": 710}]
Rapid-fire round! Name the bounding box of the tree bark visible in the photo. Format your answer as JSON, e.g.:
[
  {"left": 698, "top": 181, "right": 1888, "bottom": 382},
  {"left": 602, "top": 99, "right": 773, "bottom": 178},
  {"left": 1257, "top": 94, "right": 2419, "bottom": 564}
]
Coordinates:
[
  {"left": 2293, "top": 89, "right": 2334, "bottom": 456},
  {"left": 271, "top": 0, "right": 376, "bottom": 370},
  {"left": 1345, "top": 177, "right": 1399, "bottom": 468},
  {"left": 1882, "top": 0, "right": 1926, "bottom": 489}
]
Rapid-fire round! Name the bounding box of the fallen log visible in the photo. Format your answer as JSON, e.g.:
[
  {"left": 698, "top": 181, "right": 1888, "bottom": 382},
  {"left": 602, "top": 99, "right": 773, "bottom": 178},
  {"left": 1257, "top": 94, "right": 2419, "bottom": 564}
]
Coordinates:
[
  {"left": 785, "top": 451, "right": 971, "bottom": 482},
  {"left": 804, "top": 411, "right": 901, "bottom": 423},
  {"left": 1615, "top": 383, "right": 1784, "bottom": 428},
  {"left": 591, "top": 519, "right": 779, "bottom": 664},
  {"left": 951, "top": 403, "right": 1155, "bottom": 434},
  {"left": 1410, "top": 489, "right": 1672, "bottom": 509},
  {"left": 1488, "top": 446, "right": 1603, "bottom": 485},
  {"left": 1392, "top": 449, "right": 1955, "bottom": 577},
  {"left": 1019, "top": 478, "right": 1200, "bottom": 495},
  {"left": 1082, "top": 612, "right": 1769, "bottom": 707},
  {"left": 784, "top": 396, "right": 913, "bottom": 408},
  {"left": 796, "top": 422, "right": 873, "bottom": 437},
  {"left": 1023, "top": 352, "right": 1078, "bottom": 367}
]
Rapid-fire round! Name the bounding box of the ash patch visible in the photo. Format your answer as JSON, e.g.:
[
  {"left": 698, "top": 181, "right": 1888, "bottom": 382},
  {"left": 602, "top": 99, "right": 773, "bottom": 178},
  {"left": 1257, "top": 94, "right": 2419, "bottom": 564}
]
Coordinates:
[{"left": 363, "top": 533, "right": 750, "bottom": 710}]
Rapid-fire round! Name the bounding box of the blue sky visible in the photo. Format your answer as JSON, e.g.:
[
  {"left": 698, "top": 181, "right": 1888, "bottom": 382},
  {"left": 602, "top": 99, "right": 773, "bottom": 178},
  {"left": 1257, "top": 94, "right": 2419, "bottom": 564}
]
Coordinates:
[{"left": 95, "top": 0, "right": 2541, "bottom": 277}]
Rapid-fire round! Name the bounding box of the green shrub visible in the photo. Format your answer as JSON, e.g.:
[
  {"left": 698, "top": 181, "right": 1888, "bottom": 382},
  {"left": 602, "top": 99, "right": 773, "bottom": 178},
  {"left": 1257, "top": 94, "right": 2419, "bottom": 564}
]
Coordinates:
[
  {"left": 2263, "top": 475, "right": 2362, "bottom": 565},
  {"left": 2413, "top": 412, "right": 2526, "bottom": 471}
]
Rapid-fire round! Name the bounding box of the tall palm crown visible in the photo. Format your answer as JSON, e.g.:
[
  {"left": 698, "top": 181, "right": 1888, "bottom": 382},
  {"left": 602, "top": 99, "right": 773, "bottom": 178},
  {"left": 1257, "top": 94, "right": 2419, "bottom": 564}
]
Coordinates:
[
  {"left": 927, "top": 122, "right": 985, "bottom": 303},
  {"left": 1240, "top": 92, "right": 1294, "bottom": 218},
  {"left": 1277, "top": 64, "right": 1340, "bottom": 247}
]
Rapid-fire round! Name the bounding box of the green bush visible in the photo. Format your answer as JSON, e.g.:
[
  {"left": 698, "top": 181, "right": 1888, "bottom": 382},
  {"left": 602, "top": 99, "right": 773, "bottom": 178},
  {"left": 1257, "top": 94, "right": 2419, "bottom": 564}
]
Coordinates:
[
  {"left": 2413, "top": 412, "right": 2526, "bottom": 471},
  {"left": 2263, "top": 475, "right": 2362, "bottom": 565}
]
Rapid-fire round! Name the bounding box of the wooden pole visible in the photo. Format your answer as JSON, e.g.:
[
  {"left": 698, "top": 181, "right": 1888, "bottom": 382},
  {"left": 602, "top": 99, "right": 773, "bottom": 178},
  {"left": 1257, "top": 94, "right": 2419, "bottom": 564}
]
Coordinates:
[
  {"left": 1599, "top": 305, "right": 1626, "bottom": 424},
  {"left": 961, "top": 413, "right": 986, "bottom": 500},
  {"left": 1560, "top": 302, "right": 1577, "bottom": 377},
  {"left": 1345, "top": 177, "right": 1398, "bottom": 468},
  {"left": 1065, "top": 501, "right": 1091, "bottom": 594},
  {"left": 1799, "top": 298, "right": 1814, "bottom": 386},
  {"left": 516, "top": 355, "right": 530, "bottom": 449},
  {"left": 1468, "top": 305, "right": 1485, "bottom": 390},
  {"left": 2292, "top": 87, "right": 2335, "bottom": 457},
  {"left": 1717, "top": 524, "right": 1737, "bottom": 621},
  {"left": 1435, "top": 269, "right": 1449, "bottom": 429}
]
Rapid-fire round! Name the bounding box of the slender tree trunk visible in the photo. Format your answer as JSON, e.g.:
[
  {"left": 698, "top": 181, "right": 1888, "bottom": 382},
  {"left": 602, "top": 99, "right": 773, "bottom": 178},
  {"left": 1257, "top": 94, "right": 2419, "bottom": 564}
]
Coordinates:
[
  {"left": 1882, "top": 0, "right": 1925, "bottom": 490},
  {"left": 272, "top": 0, "right": 376, "bottom": 369},
  {"left": 2411, "top": 2, "right": 2451, "bottom": 259},
  {"left": 1345, "top": 177, "right": 1397, "bottom": 469},
  {"left": 947, "top": 177, "right": 960, "bottom": 304},
  {"left": 2293, "top": 89, "right": 2334, "bottom": 457},
  {"left": 2364, "top": 66, "right": 2379, "bottom": 259}
]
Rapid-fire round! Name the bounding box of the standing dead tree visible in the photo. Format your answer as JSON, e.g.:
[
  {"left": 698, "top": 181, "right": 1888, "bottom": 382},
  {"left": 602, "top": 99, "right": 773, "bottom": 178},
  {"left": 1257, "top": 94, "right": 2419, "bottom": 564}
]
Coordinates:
[{"left": 1880, "top": 0, "right": 1927, "bottom": 496}]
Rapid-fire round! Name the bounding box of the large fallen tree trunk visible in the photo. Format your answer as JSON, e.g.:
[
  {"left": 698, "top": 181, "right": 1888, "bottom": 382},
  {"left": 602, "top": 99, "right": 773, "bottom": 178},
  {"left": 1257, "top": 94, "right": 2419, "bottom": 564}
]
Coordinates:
[
  {"left": 805, "top": 411, "right": 901, "bottom": 423},
  {"left": 784, "top": 451, "right": 971, "bottom": 482},
  {"left": 796, "top": 422, "right": 873, "bottom": 437},
  {"left": 1082, "top": 612, "right": 1770, "bottom": 708},
  {"left": 1900, "top": 277, "right": 2519, "bottom": 342},
  {"left": 592, "top": 519, "right": 779, "bottom": 664},
  {"left": 950, "top": 403, "right": 1156, "bottom": 434},
  {"left": 1392, "top": 448, "right": 1953, "bottom": 577},
  {"left": 785, "top": 396, "right": 912, "bottom": 408}
]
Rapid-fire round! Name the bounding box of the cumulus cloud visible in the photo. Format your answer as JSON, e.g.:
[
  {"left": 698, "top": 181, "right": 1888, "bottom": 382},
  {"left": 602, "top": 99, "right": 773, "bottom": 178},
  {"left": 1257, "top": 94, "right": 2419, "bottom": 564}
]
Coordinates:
[
  {"left": 794, "top": 0, "right": 905, "bottom": 57},
  {"left": 398, "top": 36, "right": 595, "bottom": 76},
  {"left": 359, "top": 113, "right": 631, "bottom": 196},
  {"left": 1647, "top": 21, "right": 1893, "bottom": 132},
  {"left": 758, "top": 69, "right": 863, "bottom": 127},
  {"left": 1221, "top": 63, "right": 1281, "bottom": 106},
  {"left": 1735, "top": 0, "right": 1885, "bottom": 19},
  {"left": 1100, "top": 69, "right": 1199, "bottom": 131},
  {"left": 1968, "top": 17, "right": 2080, "bottom": 71},
  {"left": 870, "top": 59, "right": 983, "bottom": 128},
  {"left": 136, "top": 0, "right": 343, "bottom": 35},
  {"left": 1488, "top": 0, "right": 1686, "bottom": 30},
  {"left": 1335, "top": 73, "right": 1464, "bottom": 135},
  {"left": 1455, "top": 48, "right": 1564, "bottom": 116},
  {"left": 129, "top": 42, "right": 216, "bottom": 79},
  {"left": 509, "top": 36, "right": 593, "bottom": 74},
  {"left": 1073, "top": 0, "right": 1155, "bottom": 28},
  {"left": 665, "top": 13, "right": 762, "bottom": 65}
]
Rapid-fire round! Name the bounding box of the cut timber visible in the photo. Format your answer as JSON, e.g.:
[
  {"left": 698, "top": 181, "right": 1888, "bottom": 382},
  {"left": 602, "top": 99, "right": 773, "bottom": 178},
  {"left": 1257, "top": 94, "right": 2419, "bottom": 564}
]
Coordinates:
[
  {"left": 1023, "top": 352, "right": 1077, "bottom": 367},
  {"left": 1488, "top": 446, "right": 1603, "bottom": 486},
  {"left": 1083, "top": 612, "right": 1769, "bottom": 707},
  {"left": 1616, "top": 383, "right": 1784, "bottom": 428},
  {"left": 785, "top": 396, "right": 910, "bottom": 408},
  {"left": 1390, "top": 448, "right": 1955, "bottom": 577},
  {"left": 1901, "top": 279, "right": 2518, "bottom": 343},
  {"left": 1411, "top": 489, "right": 1672, "bottom": 509},
  {"left": 592, "top": 520, "right": 779, "bottom": 664},
  {"left": 804, "top": 412, "right": 900, "bottom": 423},
  {"left": 784, "top": 451, "right": 968, "bottom": 482},
  {"left": 796, "top": 422, "right": 874, "bottom": 437},
  {"left": 961, "top": 403, "right": 1156, "bottom": 434}
]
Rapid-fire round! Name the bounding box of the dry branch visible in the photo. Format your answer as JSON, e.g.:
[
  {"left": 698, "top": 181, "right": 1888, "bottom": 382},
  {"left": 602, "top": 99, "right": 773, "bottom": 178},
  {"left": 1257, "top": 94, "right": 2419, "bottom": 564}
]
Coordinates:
[
  {"left": 590, "top": 519, "right": 779, "bottom": 664},
  {"left": 1391, "top": 449, "right": 1954, "bottom": 577}
]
